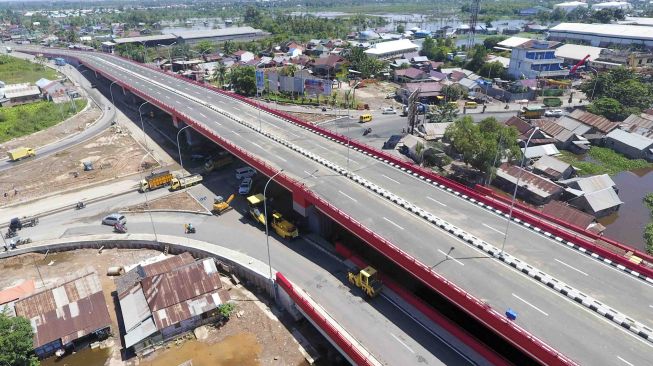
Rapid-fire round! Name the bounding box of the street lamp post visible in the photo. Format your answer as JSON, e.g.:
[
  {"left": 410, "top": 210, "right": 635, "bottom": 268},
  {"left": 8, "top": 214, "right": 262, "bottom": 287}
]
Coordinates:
[
  {"left": 139, "top": 152, "right": 159, "bottom": 243},
  {"left": 138, "top": 101, "right": 150, "bottom": 150},
  {"left": 264, "top": 169, "right": 284, "bottom": 281},
  {"left": 176, "top": 124, "right": 192, "bottom": 171},
  {"left": 589, "top": 67, "right": 599, "bottom": 101},
  {"left": 158, "top": 41, "right": 177, "bottom": 70},
  {"left": 499, "top": 127, "right": 540, "bottom": 257}
]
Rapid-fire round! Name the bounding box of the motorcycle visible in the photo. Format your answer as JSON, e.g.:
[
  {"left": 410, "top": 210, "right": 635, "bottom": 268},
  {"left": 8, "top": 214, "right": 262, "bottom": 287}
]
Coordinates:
[
  {"left": 113, "top": 223, "right": 127, "bottom": 234},
  {"left": 4, "top": 228, "right": 17, "bottom": 239},
  {"left": 184, "top": 224, "right": 196, "bottom": 234},
  {"left": 76, "top": 201, "right": 86, "bottom": 210},
  {"left": 363, "top": 127, "right": 372, "bottom": 136}
]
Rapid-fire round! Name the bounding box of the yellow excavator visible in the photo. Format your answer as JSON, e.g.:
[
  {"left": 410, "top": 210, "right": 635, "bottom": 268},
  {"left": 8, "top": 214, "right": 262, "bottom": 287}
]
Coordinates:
[
  {"left": 246, "top": 194, "right": 299, "bottom": 239},
  {"left": 347, "top": 266, "right": 383, "bottom": 298},
  {"left": 212, "top": 194, "right": 235, "bottom": 215}
]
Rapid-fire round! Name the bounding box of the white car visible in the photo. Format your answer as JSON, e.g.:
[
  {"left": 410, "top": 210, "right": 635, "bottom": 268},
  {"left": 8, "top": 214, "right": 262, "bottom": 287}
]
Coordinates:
[
  {"left": 382, "top": 107, "right": 397, "bottom": 114},
  {"left": 235, "top": 166, "right": 257, "bottom": 180},
  {"left": 239, "top": 177, "right": 253, "bottom": 195},
  {"left": 544, "top": 109, "right": 563, "bottom": 117},
  {"left": 102, "top": 213, "right": 126, "bottom": 226}
]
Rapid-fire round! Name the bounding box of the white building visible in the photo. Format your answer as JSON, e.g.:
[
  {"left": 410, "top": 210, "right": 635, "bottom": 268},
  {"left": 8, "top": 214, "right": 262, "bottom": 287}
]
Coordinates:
[
  {"left": 548, "top": 23, "right": 653, "bottom": 48},
  {"left": 508, "top": 40, "right": 567, "bottom": 79},
  {"left": 591, "top": 1, "right": 632, "bottom": 11},
  {"left": 364, "top": 39, "right": 419, "bottom": 60},
  {"left": 553, "top": 1, "right": 589, "bottom": 12}
]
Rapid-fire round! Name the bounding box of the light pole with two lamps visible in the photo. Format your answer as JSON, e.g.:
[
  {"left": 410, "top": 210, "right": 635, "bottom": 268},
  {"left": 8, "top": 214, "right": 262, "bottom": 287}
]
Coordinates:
[
  {"left": 109, "top": 80, "right": 118, "bottom": 109},
  {"left": 264, "top": 169, "right": 284, "bottom": 281},
  {"left": 138, "top": 101, "right": 150, "bottom": 150},
  {"left": 158, "top": 41, "right": 177, "bottom": 71},
  {"left": 499, "top": 127, "right": 540, "bottom": 257}
]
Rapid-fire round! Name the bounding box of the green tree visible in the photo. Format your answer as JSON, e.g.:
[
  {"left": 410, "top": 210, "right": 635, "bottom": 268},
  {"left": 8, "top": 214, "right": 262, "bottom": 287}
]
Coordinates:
[
  {"left": 346, "top": 47, "right": 386, "bottom": 78},
  {"left": 645, "top": 223, "right": 653, "bottom": 254},
  {"left": 212, "top": 63, "right": 228, "bottom": 86},
  {"left": 428, "top": 103, "right": 459, "bottom": 123},
  {"left": 420, "top": 36, "right": 438, "bottom": 60},
  {"left": 0, "top": 310, "right": 38, "bottom": 366},
  {"left": 478, "top": 61, "right": 507, "bottom": 80},
  {"left": 483, "top": 35, "right": 508, "bottom": 50},
  {"left": 230, "top": 66, "right": 256, "bottom": 96},
  {"left": 243, "top": 6, "right": 262, "bottom": 24},
  {"left": 444, "top": 116, "right": 520, "bottom": 179},
  {"left": 195, "top": 40, "right": 214, "bottom": 55},
  {"left": 222, "top": 40, "right": 236, "bottom": 55},
  {"left": 464, "top": 45, "right": 487, "bottom": 73},
  {"left": 581, "top": 67, "right": 653, "bottom": 120},
  {"left": 587, "top": 97, "right": 626, "bottom": 122},
  {"left": 396, "top": 24, "right": 405, "bottom": 33},
  {"left": 441, "top": 84, "right": 466, "bottom": 101}
]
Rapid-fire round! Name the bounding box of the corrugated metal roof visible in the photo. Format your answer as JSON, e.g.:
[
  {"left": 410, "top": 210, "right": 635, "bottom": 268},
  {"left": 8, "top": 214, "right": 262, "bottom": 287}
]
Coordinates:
[
  {"left": 14, "top": 271, "right": 110, "bottom": 348},
  {"left": 540, "top": 201, "right": 594, "bottom": 229},
  {"left": 497, "top": 36, "right": 531, "bottom": 48},
  {"left": 606, "top": 128, "right": 653, "bottom": 150},
  {"left": 141, "top": 252, "right": 195, "bottom": 278},
  {"left": 522, "top": 143, "right": 560, "bottom": 159},
  {"left": 554, "top": 44, "right": 604, "bottom": 61},
  {"left": 550, "top": 23, "right": 653, "bottom": 41},
  {"left": 124, "top": 316, "right": 158, "bottom": 349},
  {"left": 1, "top": 83, "right": 40, "bottom": 99},
  {"left": 561, "top": 174, "right": 616, "bottom": 193},
  {"left": 0, "top": 280, "right": 35, "bottom": 305},
  {"left": 569, "top": 109, "right": 617, "bottom": 134},
  {"left": 153, "top": 289, "right": 229, "bottom": 330},
  {"left": 118, "top": 284, "right": 151, "bottom": 332},
  {"left": 581, "top": 188, "right": 623, "bottom": 212},
  {"left": 364, "top": 39, "right": 418, "bottom": 55},
  {"left": 173, "top": 27, "right": 266, "bottom": 40},
  {"left": 141, "top": 258, "right": 222, "bottom": 312},
  {"left": 556, "top": 116, "right": 592, "bottom": 136},
  {"left": 534, "top": 119, "right": 575, "bottom": 142},
  {"left": 622, "top": 114, "right": 653, "bottom": 138},
  {"left": 497, "top": 163, "right": 563, "bottom": 198},
  {"left": 533, "top": 155, "right": 571, "bottom": 175}
]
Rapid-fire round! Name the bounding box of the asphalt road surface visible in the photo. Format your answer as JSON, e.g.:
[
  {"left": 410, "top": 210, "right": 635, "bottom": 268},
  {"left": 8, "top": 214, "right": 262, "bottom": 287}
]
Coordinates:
[{"left": 15, "top": 47, "right": 653, "bottom": 365}]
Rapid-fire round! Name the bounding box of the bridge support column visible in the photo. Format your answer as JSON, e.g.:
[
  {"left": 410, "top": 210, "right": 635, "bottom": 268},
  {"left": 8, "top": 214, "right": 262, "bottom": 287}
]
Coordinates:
[
  {"left": 172, "top": 115, "right": 180, "bottom": 128},
  {"left": 292, "top": 191, "right": 310, "bottom": 217},
  {"left": 184, "top": 127, "right": 194, "bottom": 146}
]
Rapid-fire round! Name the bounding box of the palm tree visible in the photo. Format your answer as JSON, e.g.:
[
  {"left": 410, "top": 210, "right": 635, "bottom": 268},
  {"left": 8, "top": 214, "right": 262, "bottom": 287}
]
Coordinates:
[{"left": 213, "top": 63, "right": 227, "bottom": 87}]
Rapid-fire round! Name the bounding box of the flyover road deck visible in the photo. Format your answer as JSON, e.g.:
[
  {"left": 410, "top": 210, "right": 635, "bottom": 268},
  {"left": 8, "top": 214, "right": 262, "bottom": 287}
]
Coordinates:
[{"left": 27, "top": 48, "right": 653, "bottom": 365}]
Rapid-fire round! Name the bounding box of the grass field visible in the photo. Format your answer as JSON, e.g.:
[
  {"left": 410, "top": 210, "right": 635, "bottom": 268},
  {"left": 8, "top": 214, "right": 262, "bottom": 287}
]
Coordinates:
[
  {"left": 0, "top": 55, "right": 59, "bottom": 84},
  {"left": 0, "top": 99, "right": 86, "bottom": 142},
  {"left": 558, "top": 147, "right": 653, "bottom": 176}
]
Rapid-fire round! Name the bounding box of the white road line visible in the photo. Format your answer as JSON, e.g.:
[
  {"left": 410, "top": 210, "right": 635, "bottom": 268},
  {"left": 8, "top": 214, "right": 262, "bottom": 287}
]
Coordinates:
[
  {"left": 383, "top": 217, "right": 404, "bottom": 230},
  {"left": 437, "top": 249, "right": 464, "bottom": 266},
  {"left": 304, "top": 170, "right": 317, "bottom": 178},
  {"left": 276, "top": 156, "right": 287, "bottom": 162},
  {"left": 390, "top": 333, "right": 414, "bottom": 354},
  {"left": 338, "top": 190, "right": 358, "bottom": 202},
  {"left": 214, "top": 121, "right": 222, "bottom": 126},
  {"left": 382, "top": 174, "right": 400, "bottom": 184},
  {"left": 287, "top": 131, "right": 301, "bottom": 138},
  {"left": 649, "top": 305, "right": 653, "bottom": 309},
  {"left": 199, "top": 113, "right": 207, "bottom": 118},
  {"left": 554, "top": 258, "right": 589, "bottom": 276},
  {"left": 426, "top": 196, "right": 447, "bottom": 206},
  {"left": 156, "top": 91, "right": 161, "bottom": 95},
  {"left": 512, "top": 293, "right": 549, "bottom": 316},
  {"left": 482, "top": 223, "right": 504, "bottom": 235},
  {"left": 233, "top": 106, "right": 241, "bottom": 111},
  {"left": 232, "top": 130, "right": 241, "bottom": 136},
  {"left": 617, "top": 356, "right": 634, "bottom": 366},
  {"left": 251, "top": 142, "right": 263, "bottom": 149}
]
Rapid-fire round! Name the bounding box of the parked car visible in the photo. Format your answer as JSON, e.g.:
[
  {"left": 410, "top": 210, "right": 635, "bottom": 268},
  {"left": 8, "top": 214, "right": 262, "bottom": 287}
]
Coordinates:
[
  {"left": 544, "top": 109, "right": 563, "bottom": 117},
  {"left": 235, "top": 167, "right": 257, "bottom": 180},
  {"left": 382, "top": 107, "right": 397, "bottom": 114},
  {"left": 102, "top": 213, "right": 126, "bottom": 226},
  {"left": 239, "top": 177, "right": 253, "bottom": 195}
]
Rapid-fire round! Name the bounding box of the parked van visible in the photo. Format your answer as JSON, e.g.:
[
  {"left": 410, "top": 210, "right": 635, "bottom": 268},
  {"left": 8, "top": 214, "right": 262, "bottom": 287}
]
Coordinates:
[
  {"left": 235, "top": 167, "right": 257, "bottom": 180},
  {"left": 359, "top": 114, "right": 373, "bottom": 123},
  {"left": 464, "top": 101, "right": 478, "bottom": 109}
]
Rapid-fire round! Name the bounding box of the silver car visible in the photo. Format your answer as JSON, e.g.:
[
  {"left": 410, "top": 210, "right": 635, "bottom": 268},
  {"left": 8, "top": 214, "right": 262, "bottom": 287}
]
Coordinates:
[{"left": 102, "top": 213, "right": 126, "bottom": 226}]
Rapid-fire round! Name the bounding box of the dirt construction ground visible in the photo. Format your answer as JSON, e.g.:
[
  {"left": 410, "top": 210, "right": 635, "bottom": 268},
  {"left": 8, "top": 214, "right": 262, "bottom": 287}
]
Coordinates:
[
  {"left": 122, "top": 191, "right": 207, "bottom": 213},
  {"left": 0, "top": 126, "right": 156, "bottom": 207},
  {"left": 0, "top": 98, "right": 100, "bottom": 155},
  {"left": 1, "top": 249, "right": 308, "bottom": 366}
]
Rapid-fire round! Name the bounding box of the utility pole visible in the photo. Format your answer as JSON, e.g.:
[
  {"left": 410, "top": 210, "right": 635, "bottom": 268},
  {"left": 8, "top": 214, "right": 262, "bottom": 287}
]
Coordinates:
[{"left": 467, "top": 0, "right": 481, "bottom": 51}]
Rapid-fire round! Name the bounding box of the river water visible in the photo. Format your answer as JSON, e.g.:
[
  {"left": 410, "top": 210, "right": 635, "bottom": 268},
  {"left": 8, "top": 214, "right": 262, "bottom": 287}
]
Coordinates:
[{"left": 598, "top": 168, "right": 653, "bottom": 252}]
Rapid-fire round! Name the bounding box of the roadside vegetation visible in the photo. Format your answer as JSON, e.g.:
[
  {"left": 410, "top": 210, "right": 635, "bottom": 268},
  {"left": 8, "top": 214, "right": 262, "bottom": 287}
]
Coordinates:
[
  {"left": 644, "top": 193, "right": 653, "bottom": 254},
  {"left": 558, "top": 147, "right": 653, "bottom": 176},
  {"left": 0, "top": 310, "right": 38, "bottom": 366},
  {"left": 581, "top": 68, "right": 653, "bottom": 121},
  {"left": 0, "top": 55, "right": 58, "bottom": 84},
  {"left": 0, "top": 99, "right": 86, "bottom": 142}
]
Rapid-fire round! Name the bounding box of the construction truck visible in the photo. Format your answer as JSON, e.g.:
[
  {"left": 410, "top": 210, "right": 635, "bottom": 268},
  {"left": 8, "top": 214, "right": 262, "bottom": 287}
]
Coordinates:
[
  {"left": 7, "top": 147, "right": 35, "bottom": 161},
  {"left": 347, "top": 266, "right": 383, "bottom": 298},
  {"left": 204, "top": 154, "right": 233, "bottom": 173},
  {"left": 139, "top": 170, "right": 173, "bottom": 192},
  {"left": 246, "top": 194, "right": 299, "bottom": 239},
  {"left": 170, "top": 174, "right": 203, "bottom": 191},
  {"left": 212, "top": 194, "right": 235, "bottom": 215}
]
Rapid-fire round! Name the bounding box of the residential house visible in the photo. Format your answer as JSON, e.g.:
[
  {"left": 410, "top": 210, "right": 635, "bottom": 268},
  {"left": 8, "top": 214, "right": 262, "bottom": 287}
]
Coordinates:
[
  {"left": 522, "top": 143, "right": 560, "bottom": 159},
  {"left": 604, "top": 129, "right": 653, "bottom": 161},
  {"left": 559, "top": 174, "right": 622, "bottom": 217},
  {"left": 494, "top": 163, "right": 564, "bottom": 205},
  {"left": 312, "top": 54, "right": 345, "bottom": 77},
  {"left": 539, "top": 200, "right": 601, "bottom": 233},
  {"left": 0, "top": 83, "right": 41, "bottom": 107},
  {"left": 14, "top": 271, "right": 111, "bottom": 358},
  {"left": 532, "top": 119, "right": 581, "bottom": 151},
  {"left": 364, "top": 39, "right": 419, "bottom": 60},
  {"left": 398, "top": 81, "right": 443, "bottom": 104},
  {"left": 621, "top": 113, "right": 653, "bottom": 139},
  {"left": 0, "top": 279, "right": 35, "bottom": 315},
  {"left": 394, "top": 67, "right": 427, "bottom": 83},
  {"left": 505, "top": 116, "right": 538, "bottom": 140},
  {"left": 533, "top": 155, "right": 575, "bottom": 180},
  {"left": 391, "top": 58, "right": 411, "bottom": 69},
  {"left": 118, "top": 253, "right": 230, "bottom": 355},
  {"left": 555, "top": 109, "right": 618, "bottom": 137},
  {"left": 507, "top": 40, "right": 567, "bottom": 79},
  {"left": 429, "top": 70, "right": 447, "bottom": 82},
  {"left": 417, "top": 122, "right": 452, "bottom": 141},
  {"left": 457, "top": 77, "right": 481, "bottom": 95},
  {"left": 233, "top": 50, "right": 255, "bottom": 63}
]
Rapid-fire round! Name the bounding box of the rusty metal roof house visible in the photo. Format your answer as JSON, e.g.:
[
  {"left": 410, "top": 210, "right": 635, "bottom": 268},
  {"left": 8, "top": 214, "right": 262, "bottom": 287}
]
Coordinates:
[
  {"left": 13, "top": 270, "right": 111, "bottom": 358},
  {"left": 118, "top": 253, "right": 230, "bottom": 355},
  {"left": 494, "top": 163, "right": 564, "bottom": 205}
]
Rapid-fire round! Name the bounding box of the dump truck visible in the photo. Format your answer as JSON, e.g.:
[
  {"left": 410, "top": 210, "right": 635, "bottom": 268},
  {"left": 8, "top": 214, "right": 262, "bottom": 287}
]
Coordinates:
[
  {"left": 212, "top": 194, "right": 235, "bottom": 215},
  {"left": 246, "top": 194, "right": 299, "bottom": 239},
  {"left": 7, "top": 147, "right": 35, "bottom": 161},
  {"left": 139, "top": 170, "right": 173, "bottom": 192},
  {"left": 204, "top": 154, "right": 233, "bottom": 173},
  {"left": 170, "top": 174, "right": 203, "bottom": 191},
  {"left": 347, "top": 265, "right": 383, "bottom": 298}
]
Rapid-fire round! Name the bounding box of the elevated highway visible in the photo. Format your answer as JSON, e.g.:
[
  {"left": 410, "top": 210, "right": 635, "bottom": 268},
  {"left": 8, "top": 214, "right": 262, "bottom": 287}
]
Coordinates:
[{"left": 20, "top": 47, "right": 653, "bottom": 365}]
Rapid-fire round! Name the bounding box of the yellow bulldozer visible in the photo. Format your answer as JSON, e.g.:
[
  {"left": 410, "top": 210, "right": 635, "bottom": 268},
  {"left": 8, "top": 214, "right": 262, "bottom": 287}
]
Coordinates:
[
  {"left": 347, "top": 266, "right": 383, "bottom": 298},
  {"left": 212, "top": 194, "right": 235, "bottom": 215}
]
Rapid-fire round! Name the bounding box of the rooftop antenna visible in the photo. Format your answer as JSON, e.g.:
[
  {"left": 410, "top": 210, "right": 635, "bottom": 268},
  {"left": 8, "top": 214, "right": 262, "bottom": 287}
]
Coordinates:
[{"left": 467, "top": 0, "right": 481, "bottom": 50}]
